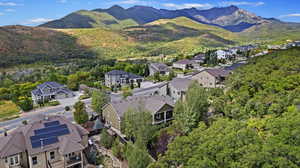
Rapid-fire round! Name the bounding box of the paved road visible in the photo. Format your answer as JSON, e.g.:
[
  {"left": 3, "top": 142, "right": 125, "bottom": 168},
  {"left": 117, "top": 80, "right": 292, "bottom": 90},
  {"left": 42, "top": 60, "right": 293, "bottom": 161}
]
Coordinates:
[{"left": 0, "top": 98, "right": 92, "bottom": 134}]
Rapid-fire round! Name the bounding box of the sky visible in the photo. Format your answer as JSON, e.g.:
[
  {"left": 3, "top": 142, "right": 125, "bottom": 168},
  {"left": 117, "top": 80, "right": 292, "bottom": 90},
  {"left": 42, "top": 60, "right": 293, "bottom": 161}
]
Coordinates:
[{"left": 0, "top": 0, "right": 300, "bottom": 26}]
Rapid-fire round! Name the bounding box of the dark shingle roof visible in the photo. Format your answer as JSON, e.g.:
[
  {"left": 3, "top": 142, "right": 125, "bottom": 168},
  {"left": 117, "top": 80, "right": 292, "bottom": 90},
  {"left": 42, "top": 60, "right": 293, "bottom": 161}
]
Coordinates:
[
  {"left": 106, "top": 70, "right": 143, "bottom": 79},
  {"left": 31, "top": 88, "right": 42, "bottom": 96},
  {"left": 150, "top": 63, "right": 170, "bottom": 72},
  {"left": 37, "top": 81, "right": 63, "bottom": 89}
]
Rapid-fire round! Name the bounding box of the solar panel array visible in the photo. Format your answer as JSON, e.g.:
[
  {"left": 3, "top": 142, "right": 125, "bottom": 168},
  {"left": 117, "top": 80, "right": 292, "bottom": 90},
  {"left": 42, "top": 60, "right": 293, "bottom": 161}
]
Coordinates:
[{"left": 30, "top": 120, "right": 70, "bottom": 148}]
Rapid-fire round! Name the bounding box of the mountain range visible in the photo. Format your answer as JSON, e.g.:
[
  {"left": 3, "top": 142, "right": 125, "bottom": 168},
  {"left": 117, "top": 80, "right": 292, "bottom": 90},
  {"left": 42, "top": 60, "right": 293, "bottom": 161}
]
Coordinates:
[
  {"left": 41, "top": 5, "right": 271, "bottom": 32},
  {"left": 1, "top": 5, "right": 300, "bottom": 68}
]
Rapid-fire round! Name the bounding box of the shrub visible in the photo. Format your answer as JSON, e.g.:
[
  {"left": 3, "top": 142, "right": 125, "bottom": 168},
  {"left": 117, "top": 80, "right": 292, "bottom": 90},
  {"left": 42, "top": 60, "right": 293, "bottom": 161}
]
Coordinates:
[{"left": 100, "top": 129, "right": 114, "bottom": 149}]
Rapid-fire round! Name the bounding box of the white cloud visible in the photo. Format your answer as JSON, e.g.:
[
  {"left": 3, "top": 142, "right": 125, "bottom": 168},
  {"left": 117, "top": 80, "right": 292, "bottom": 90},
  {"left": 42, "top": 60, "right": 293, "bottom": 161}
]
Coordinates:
[
  {"left": 119, "top": 0, "right": 141, "bottom": 4},
  {"left": 0, "top": 2, "right": 19, "bottom": 6},
  {"left": 0, "top": 12, "right": 4, "bottom": 16},
  {"left": 279, "top": 13, "right": 300, "bottom": 18},
  {"left": 23, "top": 18, "right": 54, "bottom": 25},
  {"left": 58, "top": 0, "right": 68, "bottom": 3},
  {"left": 4, "top": 9, "right": 15, "bottom": 12},
  {"left": 163, "top": 3, "right": 213, "bottom": 9},
  {"left": 220, "top": 1, "right": 265, "bottom": 7}
]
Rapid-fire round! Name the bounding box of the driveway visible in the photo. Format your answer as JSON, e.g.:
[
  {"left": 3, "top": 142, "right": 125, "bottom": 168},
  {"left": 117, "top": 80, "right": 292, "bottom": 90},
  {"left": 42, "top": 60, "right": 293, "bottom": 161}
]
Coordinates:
[{"left": 0, "top": 97, "right": 92, "bottom": 134}]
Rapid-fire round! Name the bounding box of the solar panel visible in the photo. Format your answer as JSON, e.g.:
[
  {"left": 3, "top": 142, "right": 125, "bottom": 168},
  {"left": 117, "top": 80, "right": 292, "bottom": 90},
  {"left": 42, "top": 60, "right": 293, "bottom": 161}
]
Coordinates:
[
  {"left": 30, "top": 128, "right": 70, "bottom": 141},
  {"left": 43, "top": 137, "right": 59, "bottom": 146},
  {"left": 44, "top": 121, "right": 60, "bottom": 127},
  {"left": 34, "top": 124, "right": 67, "bottom": 135},
  {"left": 31, "top": 140, "right": 41, "bottom": 148},
  {"left": 31, "top": 137, "right": 59, "bottom": 148},
  {"left": 31, "top": 123, "right": 70, "bottom": 148}
]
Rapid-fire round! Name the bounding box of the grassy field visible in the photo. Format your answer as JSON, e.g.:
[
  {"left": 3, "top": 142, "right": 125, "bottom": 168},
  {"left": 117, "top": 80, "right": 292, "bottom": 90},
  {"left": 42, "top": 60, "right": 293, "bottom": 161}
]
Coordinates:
[{"left": 0, "top": 101, "right": 20, "bottom": 121}]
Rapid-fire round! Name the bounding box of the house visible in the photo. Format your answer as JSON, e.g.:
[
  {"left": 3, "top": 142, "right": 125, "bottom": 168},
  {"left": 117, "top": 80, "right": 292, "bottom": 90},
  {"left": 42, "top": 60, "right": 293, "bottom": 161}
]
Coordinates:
[
  {"left": 0, "top": 115, "right": 89, "bottom": 168},
  {"left": 110, "top": 82, "right": 168, "bottom": 102},
  {"left": 172, "top": 59, "right": 197, "bottom": 71},
  {"left": 168, "top": 78, "right": 194, "bottom": 101},
  {"left": 31, "top": 82, "right": 74, "bottom": 104},
  {"left": 215, "top": 50, "right": 231, "bottom": 60},
  {"left": 105, "top": 70, "right": 144, "bottom": 88},
  {"left": 192, "top": 69, "right": 230, "bottom": 88},
  {"left": 149, "top": 63, "right": 171, "bottom": 76},
  {"left": 192, "top": 53, "right": 206, "bottom": 64},
  {"left": 102, "top": 95, "right": 175, "bottom": 134}
]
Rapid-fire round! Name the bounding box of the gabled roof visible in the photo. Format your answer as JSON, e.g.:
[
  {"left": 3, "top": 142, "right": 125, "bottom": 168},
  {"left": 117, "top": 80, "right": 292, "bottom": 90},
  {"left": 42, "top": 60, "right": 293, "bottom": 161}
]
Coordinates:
[
  {"left": 106, "top": 70, "right": 143, "bottom": 79},
  {"left": 59, "top": 138, "right": 85, "bottom": 155},
  {"left": 37, "top": 81, "right": 63, "bottom": 89},
  {"left": 0, "top": 132, "right": 26, "bottom": 158},
  {"left": 174, "top": 59, "right": 195, "bottom": 65},
  {"left": 0, "top": 115, "right": 89, "bottom": 157},
  {"left": 192, "top": 54, "right": 205, "bottom": 61},
  {"left": 109, "top": 95, "right": 175, "bottom": 118},
  {"left": 150, "top": 63, "right": 170, "bottom": 72},
  {"left": 204, "top": 69, "right": 230, "bottom": 78},
  {"left": 169, "top": 78, "right": 193, "bottom": 92}
]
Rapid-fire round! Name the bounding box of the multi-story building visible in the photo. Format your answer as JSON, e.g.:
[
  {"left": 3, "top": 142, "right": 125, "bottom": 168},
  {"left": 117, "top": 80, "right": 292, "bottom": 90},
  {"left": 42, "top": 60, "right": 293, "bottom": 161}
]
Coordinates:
[
  {"left": 148, "top": 63, "right": 171, "bottom": 76},
  {"left": 31, "top": 82, "right": 74, "bottom": 104},
  {"left": 192, "top": 69, "right": 230, "bottom": 88},
  {"left": 0, "top": 115, "right": 89, "bottom": 168},
  {"left": 104, "top": 70, "right": 144, "bottom": 88}
]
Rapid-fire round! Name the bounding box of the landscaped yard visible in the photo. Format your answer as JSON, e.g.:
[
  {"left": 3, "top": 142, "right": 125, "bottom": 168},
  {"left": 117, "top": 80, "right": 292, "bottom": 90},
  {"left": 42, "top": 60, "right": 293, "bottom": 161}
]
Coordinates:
[{"left": 0, "top": 101, "right": 20, "bottom": 121}]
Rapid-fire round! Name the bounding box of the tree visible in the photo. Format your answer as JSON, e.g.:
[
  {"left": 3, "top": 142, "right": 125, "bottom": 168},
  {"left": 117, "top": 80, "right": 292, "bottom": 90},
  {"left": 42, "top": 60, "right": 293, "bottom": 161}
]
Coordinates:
[
  {"left": 121, "top": 108, "right": 156, "bottom": 148},
  {"left": 167, "top": 71, "right": 175, "bottom": 81},
  {"left": 91, "top": 90, "right": 108, "bottom": 116},
  {"left": 154, "top": 72, "right": 161, "bottom": 82},
  {"left": 154, "top": 107, "right": 300, "bottom": 168},
  {"left": 73, "top": 101, "right": 89, "bottom": 124},
  {"left": 174, "top": 82, "right": 209, "bottom": 134},
  {"left": 100, "top": 129, "right": 114, "bottom": 149},
  {"left": 126, "top": 143, "right": 152, "bottom": 168},
  {"left": 17, "top": 96, "right": 33, "bottom": 112}
]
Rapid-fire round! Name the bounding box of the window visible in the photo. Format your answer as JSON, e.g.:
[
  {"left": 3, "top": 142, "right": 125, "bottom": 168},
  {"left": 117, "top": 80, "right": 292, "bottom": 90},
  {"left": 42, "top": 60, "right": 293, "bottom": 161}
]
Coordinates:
[
  {"left": 10, "top": 157, "right": 14, "bottom": 165},
  {"left": 32, "top": 156, "right": 38, "bottom": 165},
  {"left": 6, "top": 155, "right": 19, "bottom": 166},
  {"left": 50, "top": 151, "right": 55, "bottom": 160},
  {"left": 15, "top": 156, "right": 19, "bottom": 164}
]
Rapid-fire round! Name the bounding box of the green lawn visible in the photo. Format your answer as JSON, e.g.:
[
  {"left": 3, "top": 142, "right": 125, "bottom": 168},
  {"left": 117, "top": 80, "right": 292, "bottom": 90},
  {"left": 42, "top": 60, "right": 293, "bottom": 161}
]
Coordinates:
[{"left": 0, "top": 101, "right": 20, "bottom": 121}]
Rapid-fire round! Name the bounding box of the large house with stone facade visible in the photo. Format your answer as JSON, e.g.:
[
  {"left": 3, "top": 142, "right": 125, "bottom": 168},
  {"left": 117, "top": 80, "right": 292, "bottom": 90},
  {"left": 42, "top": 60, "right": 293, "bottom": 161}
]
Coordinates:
[
  {"left": 31, "top": 82, "right": 74, "bottom": 104},
  {"left": 102, "top": 95, "right": 174, "bottom": 135},
  {"left": 168, "top": 78, "right": 194, "bottom": 101},
  {"left": 148, "top": 63, "right": 171, "bottom": 76},
  {"left": 192, "top": 69, "right": 230, "bottom": 88},
  {"left": 0, "top": 115, "right": 89, "bottom": 168},
  {"left": 104, "top": 70, "right": 144, "bottom": 88}
]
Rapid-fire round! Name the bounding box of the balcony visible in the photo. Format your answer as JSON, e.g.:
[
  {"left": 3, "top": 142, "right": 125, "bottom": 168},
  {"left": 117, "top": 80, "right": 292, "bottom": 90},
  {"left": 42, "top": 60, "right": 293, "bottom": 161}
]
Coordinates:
[{"left": 66, "top": 155, "right": 82, "bottom": 167}]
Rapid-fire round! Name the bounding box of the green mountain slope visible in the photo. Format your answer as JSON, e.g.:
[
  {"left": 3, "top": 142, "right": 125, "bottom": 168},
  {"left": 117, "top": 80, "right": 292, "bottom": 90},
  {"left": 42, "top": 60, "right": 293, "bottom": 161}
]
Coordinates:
[
  {"left": 239, "top": 20, "right": 300, "bottom": 43},
  {"left": 0, "top": 26, "right": 96, "bottom": 68},
  {"left": 40, "top": 10, "right": 138, "bottom": 30}
]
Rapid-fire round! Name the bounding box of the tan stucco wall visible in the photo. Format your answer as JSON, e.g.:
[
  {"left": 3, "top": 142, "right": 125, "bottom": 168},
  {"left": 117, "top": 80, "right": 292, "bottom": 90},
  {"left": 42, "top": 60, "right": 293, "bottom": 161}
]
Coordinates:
[
  {"left": 192, "top": 71, "right": 217, "bottom": 88},
  {"left": 103, "top": 104, "right": 121, "bottom": 131}
]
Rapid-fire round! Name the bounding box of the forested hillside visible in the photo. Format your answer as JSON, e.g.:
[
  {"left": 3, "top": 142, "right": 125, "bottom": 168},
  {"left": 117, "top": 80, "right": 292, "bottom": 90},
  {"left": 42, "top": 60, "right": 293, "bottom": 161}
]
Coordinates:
[
  {"left": 150, "top": 48, "right": 300, "bottom": 168},
  {"left": 0, "top": 26, "right": 96, "bottom": 68}
]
